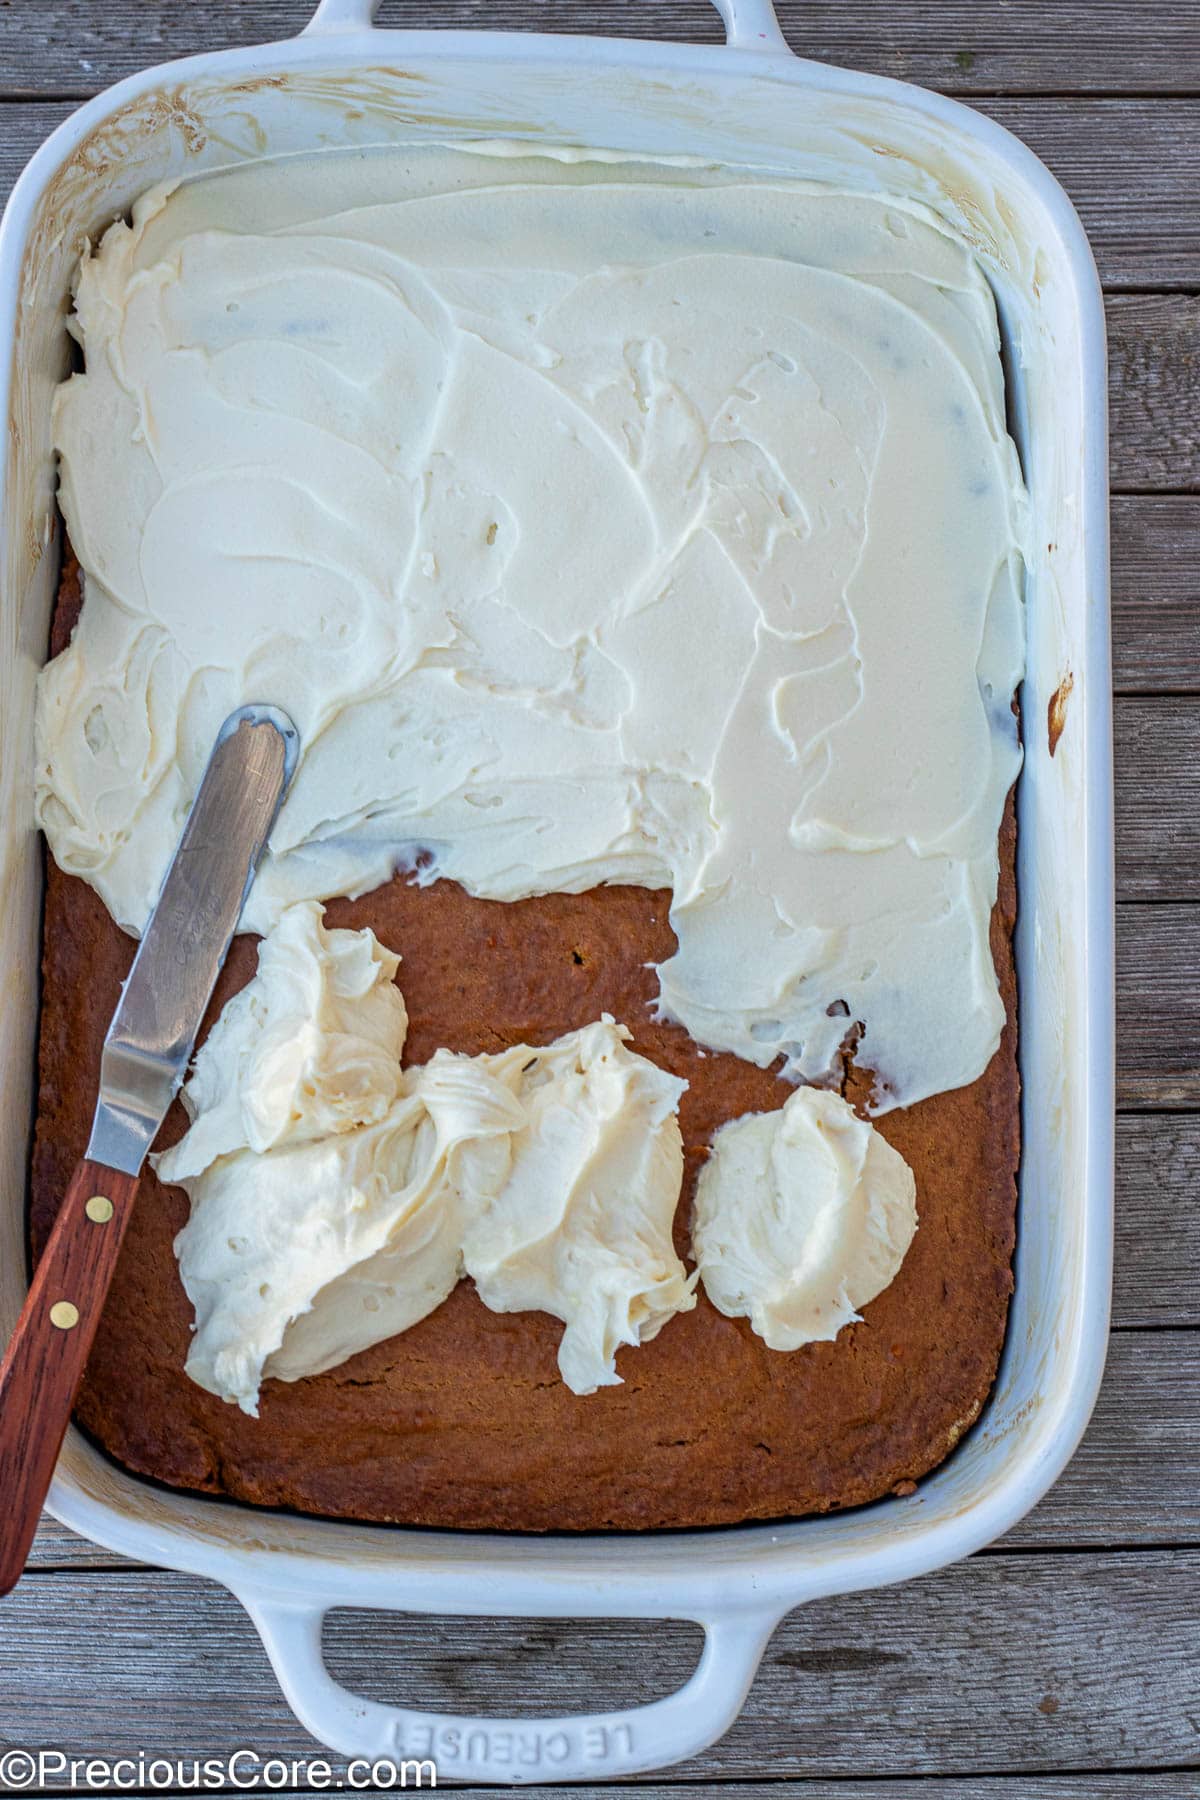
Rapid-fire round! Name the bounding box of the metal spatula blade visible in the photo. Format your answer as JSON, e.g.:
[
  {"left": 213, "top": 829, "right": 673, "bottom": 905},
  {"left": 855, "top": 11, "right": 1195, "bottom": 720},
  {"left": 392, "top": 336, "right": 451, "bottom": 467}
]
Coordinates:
[
  {"left": 89, "top": 703, "right": 299, "bottom": 1174},
  {"left": 0, "top": 702, "right": 299, "bottom": 1594}
]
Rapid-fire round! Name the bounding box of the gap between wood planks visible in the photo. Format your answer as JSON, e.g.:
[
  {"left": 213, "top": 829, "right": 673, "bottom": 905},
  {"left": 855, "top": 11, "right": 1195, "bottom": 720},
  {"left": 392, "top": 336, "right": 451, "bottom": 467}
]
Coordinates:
[
  {"left": 295, "top": 1781, "right": 1200, "bottom": 1796},
  {"left": 5, "top": 1780, "right": 1200, "bottom": 1798},
  {"left": 3, "top": 85, "right": 1200, "bottom": 101},
  {"left": 6, "top": 0, "right": 1200, "bottom": 98}
]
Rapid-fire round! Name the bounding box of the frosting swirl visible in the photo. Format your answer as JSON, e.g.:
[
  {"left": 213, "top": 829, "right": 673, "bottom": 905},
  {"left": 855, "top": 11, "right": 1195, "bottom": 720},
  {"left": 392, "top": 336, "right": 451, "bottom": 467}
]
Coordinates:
[
  {"left": 38, "top": 145, "right": 1025, "bottom": 1112},
  {"left": 157, "top": 903, "right": 693, "bottom": 1410},
  {"left": 693, "top": 1085, "right": 918, "bottom": 1349}
]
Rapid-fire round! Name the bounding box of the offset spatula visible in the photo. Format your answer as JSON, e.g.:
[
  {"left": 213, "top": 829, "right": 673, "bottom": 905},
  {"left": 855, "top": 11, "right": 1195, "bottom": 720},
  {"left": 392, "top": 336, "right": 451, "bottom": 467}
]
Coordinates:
[{"left": 0, "top": 704, "right": 298, "bottom": 1594}]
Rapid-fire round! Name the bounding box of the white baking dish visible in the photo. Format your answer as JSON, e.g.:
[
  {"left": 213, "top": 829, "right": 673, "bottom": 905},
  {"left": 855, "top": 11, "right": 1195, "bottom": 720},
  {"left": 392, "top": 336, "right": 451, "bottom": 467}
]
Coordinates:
[{"left": 0, "top": 0, "right": 1113, "bottom": 1778}]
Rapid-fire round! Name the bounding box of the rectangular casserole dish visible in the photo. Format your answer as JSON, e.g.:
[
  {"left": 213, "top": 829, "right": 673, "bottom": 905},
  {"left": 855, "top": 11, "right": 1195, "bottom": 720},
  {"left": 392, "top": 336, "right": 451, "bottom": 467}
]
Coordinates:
[{"left": 0, "top": 0, "right": 1114, "bottom": 1778}]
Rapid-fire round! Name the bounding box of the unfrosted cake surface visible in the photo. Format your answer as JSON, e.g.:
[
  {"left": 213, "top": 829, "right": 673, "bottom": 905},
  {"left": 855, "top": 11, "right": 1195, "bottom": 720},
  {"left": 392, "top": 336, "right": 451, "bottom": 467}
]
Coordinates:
[{"left": 32, "top": 553, "right": 1019, "bottom": 1531}]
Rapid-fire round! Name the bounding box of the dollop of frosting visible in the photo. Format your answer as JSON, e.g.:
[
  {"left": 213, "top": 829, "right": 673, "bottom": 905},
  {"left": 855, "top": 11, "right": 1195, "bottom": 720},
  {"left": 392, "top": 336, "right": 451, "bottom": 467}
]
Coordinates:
[
  {"left": 37, "top": 145, "right": 1025, "bottom": 1112},
  {"left": 159, "top": 899, "right": 408, "bottom": 1178},
  {"left": 156, "top": 903, "right": 692, "bottom": 1411},
  {"left": 692, "top": 1086, "right": 917, "bottom": 1350},
  {"left": 461, "top": 1025, "right": 694, "bottom": 1395}
]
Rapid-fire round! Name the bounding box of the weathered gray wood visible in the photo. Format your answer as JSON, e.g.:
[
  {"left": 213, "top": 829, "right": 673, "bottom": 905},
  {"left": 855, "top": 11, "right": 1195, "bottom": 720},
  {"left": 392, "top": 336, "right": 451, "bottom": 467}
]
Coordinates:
[
  {"left": 976, "top": 100, "right": 1200, "bottom": 292},
  {"left": 1117, "top": 904, "right": 1200, "bottom": 1109},
  {"left": 1110, "top": 297, "right": 1200, "bottom": 493},
  {"left": 445, "top": 1786, "right": 1200, "bottom": 1799},
  {"left": 1114, "top": 1116, "right": 1200, "bottom": 1326},
  {"left": 13, "top": 1787, "right": 1181, "bottom": 1800},
  {"left": 252, "top": 1787, "right": 1200, "bottom": 1800},
  {"left": 24, "top": 1513, "right": 141, "bottom": 1570},
  {"left": 13, "top": 1786, "right": 1194, "bottom": 1800},
  {"left": 1116, "top": 699, "right": 1200, "bottom": 901},
  {"left": 444, "top": 1786, "right": 1200, "bottom": 1799},
  {"left": 5, "top": 0, "right": 1200, "bottom": 98},
  {"left": 1, "top": 94, "right": 1198, "bottom": 294},
  {"left": 0, "top": 102, "right": 78, "bottom": 207},
  {"left": 1112, "top": 497, "right": 1200, "bottom": 694},
  {"left": 999, "top": 1333, "right": 1200, "bottom": 1548},
  {"left": 2, "top": 1552, "right": 1197, "bottom": 1780}
]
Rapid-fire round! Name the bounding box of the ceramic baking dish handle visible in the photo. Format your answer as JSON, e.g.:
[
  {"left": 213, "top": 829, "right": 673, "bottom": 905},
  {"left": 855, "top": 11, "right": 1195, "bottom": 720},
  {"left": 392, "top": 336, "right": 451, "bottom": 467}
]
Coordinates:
[
  {"left": 302, "top": 0, "right": 791, "bottom": 54},
  {"left": 712, "top": 0, "right": 791, "bottom": 51},
  {"left": 240, "top": 1592, "right": 780, "bottom": 1782}
]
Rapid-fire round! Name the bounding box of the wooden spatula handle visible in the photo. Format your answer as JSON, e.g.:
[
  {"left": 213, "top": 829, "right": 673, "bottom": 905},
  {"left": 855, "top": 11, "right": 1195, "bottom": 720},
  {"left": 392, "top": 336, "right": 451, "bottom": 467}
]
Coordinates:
[{"left": 0, "top": 1158, "right": 139, "bottom": 1593}]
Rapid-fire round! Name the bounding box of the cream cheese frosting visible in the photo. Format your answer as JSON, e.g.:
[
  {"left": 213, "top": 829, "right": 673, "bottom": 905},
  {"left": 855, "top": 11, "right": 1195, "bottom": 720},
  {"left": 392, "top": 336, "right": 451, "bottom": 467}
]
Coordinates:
[
  {"left": 37, "top": 144, "right": 1026, "bottom": 1113},
  {"left": 158, "top": 899, "right": 409, "bottom": 1177},
  {"left": 692, "top": 1085, "right": 918, "bottom": 1350},
  {"left": 460, "top": 1024, "right": 694, "bottom": 1396},
  {"left": 156, "top": 902, "right": 692, "bottom": 1410}
]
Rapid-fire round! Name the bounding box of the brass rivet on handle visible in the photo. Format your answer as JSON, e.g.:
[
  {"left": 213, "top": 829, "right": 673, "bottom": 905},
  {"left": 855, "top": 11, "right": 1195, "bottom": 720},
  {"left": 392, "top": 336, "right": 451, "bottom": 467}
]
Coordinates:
[
  {"left": 85, "top": 1195, "right": 114, "bottom": 1224},
  {"left": 49, "top": 1301, "right": 79, "bottom": 1331}
]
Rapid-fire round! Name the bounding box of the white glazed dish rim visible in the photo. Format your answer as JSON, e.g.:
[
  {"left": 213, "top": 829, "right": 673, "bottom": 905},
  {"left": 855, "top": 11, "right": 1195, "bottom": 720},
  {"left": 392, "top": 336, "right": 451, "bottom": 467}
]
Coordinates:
[{"left": 0, "top": 0, "right": 1114, "bottom": 1780}]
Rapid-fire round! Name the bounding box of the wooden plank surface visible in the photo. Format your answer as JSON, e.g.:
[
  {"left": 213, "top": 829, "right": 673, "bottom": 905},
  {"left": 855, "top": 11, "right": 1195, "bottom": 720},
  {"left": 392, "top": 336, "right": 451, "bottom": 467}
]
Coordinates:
[
  {"left": 1112, "top": 497, "right": 1200, "bottom": 693},
  {"left": 1114, "top": 1116, "right": 1200, "bottom": 1326},
  {"left": 25, "top": 1515, "right": 139, "bottom": 1571},
  {"left": 998, "top": 1333, "right": 1200, "bottom": 1548},
  {"left": 227, "top": 1787, "right": 1200, "bottom": 1800},
  {"left": 977, "top": 101, "right": 1200, "bottom": 291},
  {"left": 422, "top": 1786, "right": 1200, "bottom": 1799},
  {"left": 1117, "top": 906, "right": 1200, "bottom": 1109},
  {"left": 2, "top": 1553, "right": 1198, "bottom": 1782},
  {"left": 5, "top": 0, "right": 1200, "bottom": 98},
  {"left": 1116, "top": 699, "right": 1200, "bottom": 900},
  {"left": 1, "top": 5, "right": 1198, "bottom": 1791},
  {"left": 303, "top": 1786, "right": 1200, "bottom": 1799},
  {"left": 6, "top": 1786, "right": 1195, "bottom": 1800},
  {"left": 1110, "top": 297, "right": 1200, "bottom": 493}
]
